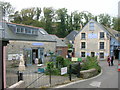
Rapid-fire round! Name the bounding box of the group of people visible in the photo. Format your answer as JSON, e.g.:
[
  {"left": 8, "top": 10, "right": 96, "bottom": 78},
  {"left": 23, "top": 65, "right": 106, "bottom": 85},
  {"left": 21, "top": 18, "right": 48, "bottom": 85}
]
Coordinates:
[{"left": 107, "top": 55, "right": 114, "bottom": 66}]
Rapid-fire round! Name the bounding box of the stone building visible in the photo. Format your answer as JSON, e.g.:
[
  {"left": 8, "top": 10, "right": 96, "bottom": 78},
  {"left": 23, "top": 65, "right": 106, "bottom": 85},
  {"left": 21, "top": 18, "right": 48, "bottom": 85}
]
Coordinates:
[
  {"left": 50, "top": 35, "right": 68, "bottom": 58},
  {"left": 74, "top": 19, "right": 120, "bottom": 60},
  {"left": 0, "top": 22, "right": 57, "bottom": 65}
]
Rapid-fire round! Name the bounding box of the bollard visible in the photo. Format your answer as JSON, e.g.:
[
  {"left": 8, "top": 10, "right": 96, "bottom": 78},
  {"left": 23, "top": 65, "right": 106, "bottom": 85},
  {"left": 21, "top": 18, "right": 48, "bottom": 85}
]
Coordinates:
[
  {"left": 69, "top": 64, "right": 72, "bottom": 81},
  {"left": 18, "top": 71, "right": 23, "bottom": 82},
  {"left": 49, "top": 69, "right": 51, "bottom": 86},
  {"left": 77, "top": 62, "right": 81, "bottom": 78}
]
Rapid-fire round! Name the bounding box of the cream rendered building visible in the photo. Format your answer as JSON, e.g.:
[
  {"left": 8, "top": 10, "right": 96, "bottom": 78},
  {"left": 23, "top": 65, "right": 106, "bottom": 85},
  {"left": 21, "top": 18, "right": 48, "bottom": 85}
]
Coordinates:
[{"left": 75, "top": 19, "right": 115, "bottom": 60}]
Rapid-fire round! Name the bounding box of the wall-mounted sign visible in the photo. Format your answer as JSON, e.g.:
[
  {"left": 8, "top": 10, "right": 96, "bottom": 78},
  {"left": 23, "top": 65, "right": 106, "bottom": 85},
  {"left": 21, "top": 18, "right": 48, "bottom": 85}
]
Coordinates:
[
  {"left": 61, "top": 67, "right": 67, "bottom": 75},
  {"left": 88, "top": 33, "right": 97, "bottom": 39},
  {"left": 32, "top": 43, "right": 44, "bottom": 46}
]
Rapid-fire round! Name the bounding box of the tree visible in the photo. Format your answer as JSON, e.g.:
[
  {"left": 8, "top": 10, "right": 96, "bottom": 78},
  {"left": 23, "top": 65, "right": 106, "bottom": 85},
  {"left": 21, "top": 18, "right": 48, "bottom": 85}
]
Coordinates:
[
  {"left": 56, "top": 8, "right": 68, "bottom": 37},
  {"left": 80, "top": 11, "right": 94, "bottom": 26},
  {"left": 98, "top": 14, "right": 111, "bottom": 27},
  {"left": 11, "top": 7, "right": 42, "bottom": 26},
  {"left": 112, "top": 17, "right": 120, "bottom": 31},
  {"left": 43, "top": 7, "right": 55, "bottom": 34},
  {"left": 73, "top": 11, "right": 81, "bottom": 30},
  {"left": 0, "top": 1, "right": 14, "bottom": 21}
]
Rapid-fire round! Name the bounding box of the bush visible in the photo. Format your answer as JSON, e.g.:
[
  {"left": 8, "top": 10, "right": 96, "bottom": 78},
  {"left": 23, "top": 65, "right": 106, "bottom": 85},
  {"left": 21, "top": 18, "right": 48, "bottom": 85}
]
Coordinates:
[
  {"left": 46, "top": 61, "right": 54, "bottom": 70},
  {"left": 56, "top": 56, "right": 64, "bottom": 68},
  {"left": 63, "top": 58, "right": 72, "bottom": 67},
  {"left": 45, "top": 68, "right": 61, "bottom": 75},
  {"left": 81, "top": 56, "right": 101, "bottom": 72}
]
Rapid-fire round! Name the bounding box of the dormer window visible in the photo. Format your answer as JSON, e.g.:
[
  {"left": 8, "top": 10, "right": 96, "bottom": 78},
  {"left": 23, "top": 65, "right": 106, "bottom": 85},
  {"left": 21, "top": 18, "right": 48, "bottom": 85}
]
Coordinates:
[
  {"left": 89, "top": 22, "right": 94, "bottom": 30},
  {"left": 7, "top": 23, "right": 38, "bottom": 35}
]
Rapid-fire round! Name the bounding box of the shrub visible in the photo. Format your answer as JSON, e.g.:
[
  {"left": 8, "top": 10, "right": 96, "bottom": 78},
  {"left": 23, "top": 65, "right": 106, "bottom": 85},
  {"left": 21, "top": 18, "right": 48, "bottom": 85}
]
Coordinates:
[
  {"left": 56, "top": 56, "right": 64, "bottom": 68},
  {"left": 81, "top": 56, "right": 101, "bottom": 72}
]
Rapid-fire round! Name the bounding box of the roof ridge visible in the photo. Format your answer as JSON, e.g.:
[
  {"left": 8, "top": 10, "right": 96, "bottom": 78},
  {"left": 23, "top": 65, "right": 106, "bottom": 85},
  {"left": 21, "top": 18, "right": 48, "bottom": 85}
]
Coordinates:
[{"left": 6, "top": 22, "right": 44, "bottom": 29}]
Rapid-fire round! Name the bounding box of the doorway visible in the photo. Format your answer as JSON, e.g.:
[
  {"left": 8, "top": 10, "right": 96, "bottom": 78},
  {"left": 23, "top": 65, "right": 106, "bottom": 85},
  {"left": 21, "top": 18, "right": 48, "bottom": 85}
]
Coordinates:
[
  {"left": 114, "top": 50, "right": 119, "bottom": 59},
  {"left": 32, "top": 49, "right": 38, "bottom": 64},
  {"left": 91, "top": 52, "right": 95, "bottom": 57}
]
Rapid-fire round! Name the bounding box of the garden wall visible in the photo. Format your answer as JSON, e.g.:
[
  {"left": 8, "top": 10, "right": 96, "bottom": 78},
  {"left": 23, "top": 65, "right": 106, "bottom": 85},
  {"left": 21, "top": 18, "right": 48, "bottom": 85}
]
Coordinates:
[{"left": 80, "top": 68, "right": 98, "bottom": 79}]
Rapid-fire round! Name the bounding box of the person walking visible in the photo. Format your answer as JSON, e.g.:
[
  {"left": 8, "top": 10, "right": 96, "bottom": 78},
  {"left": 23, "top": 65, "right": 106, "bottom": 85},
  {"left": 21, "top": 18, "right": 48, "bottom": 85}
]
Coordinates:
[
  {"left": 111, "top": 56, "right": 114, "bottom": 66},
  {"left": 107, "top": 55, "right": 111, "bottom": 66}
]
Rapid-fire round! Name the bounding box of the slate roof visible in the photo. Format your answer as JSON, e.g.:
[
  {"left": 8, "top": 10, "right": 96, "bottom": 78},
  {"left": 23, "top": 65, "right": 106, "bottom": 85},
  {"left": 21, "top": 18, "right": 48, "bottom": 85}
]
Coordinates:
[
  {"left": 0, "top": 22, "right": 56, "bottom": 42},
  {"left": 50, "top": 35, "right": 67, "bottom": 47},
  {"left": 65, "top": 30, "right": 79, "bottom": 41}
]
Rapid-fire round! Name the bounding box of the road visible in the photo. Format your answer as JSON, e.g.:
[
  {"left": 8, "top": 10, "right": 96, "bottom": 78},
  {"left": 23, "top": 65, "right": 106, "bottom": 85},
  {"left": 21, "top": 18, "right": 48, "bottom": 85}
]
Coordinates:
[{"left": 56, "top": 60, "right": 119, "bottom": 88}]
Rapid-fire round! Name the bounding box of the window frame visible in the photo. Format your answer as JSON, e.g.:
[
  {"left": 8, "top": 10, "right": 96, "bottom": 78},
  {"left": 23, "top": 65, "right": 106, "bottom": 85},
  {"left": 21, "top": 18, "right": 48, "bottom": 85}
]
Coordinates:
[
  {"left": 81, "top": 33, "right": 86, "bottom": 39},
  {"left": 100, "top": 42, "right": 104, "bottom": 49},
  {"left": 81, "top": 42, "right": 86, "bottom": 49},
  {"left": 81, "top": 52, "right": 85, "bottom": 57},
  {"left": 100, "top": 32, "right": 104, "bottom": 39},
  {"left": 100, "top": 53, "right": 104, "bottom": 59},
  {"left": 89, "top": 22, "right": 94, "bottom": 30}
]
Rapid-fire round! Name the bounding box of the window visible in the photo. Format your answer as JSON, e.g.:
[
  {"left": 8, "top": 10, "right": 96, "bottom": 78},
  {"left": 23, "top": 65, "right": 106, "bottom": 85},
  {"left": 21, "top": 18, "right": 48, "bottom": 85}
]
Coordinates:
[
  {"left": 57, "top": 50, "right": 62, "bottom": 55},
  {"left": 81, "top": 42, "right": 86, "bottom": 49},
  {"left": 81, "top": 33, "right": 86, "bottom": 39},
  {"left": 100, "top": 53, "right": 104, "bottom": 58},
  {"left": 91, "top": 52, "right": 95, "bottom": 57},
  {"left": 81, "top": 52, "right": 85, "bottom": 57},
  {"left": 21, "top": 28, "right": 25, "bottom": 33},
  {"left": 40, "top": 31, "right": 46, "bottom": 35},
  {"left": 100, "top": 42, "right": 104, "bottom": 49},
  {"left": 89, "top": 22, "right": 94, "bottom": 30},
  {"left": 100, "top": 32, "right": 104, "bottom": 39},
  {"left": 16, "top": 28, "right": 21, "bottom": 33}
]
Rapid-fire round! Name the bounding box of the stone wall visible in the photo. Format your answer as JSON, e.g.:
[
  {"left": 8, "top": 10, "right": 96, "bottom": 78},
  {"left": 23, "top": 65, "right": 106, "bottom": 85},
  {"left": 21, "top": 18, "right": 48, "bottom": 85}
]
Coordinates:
[
  {"left": 80, "top": 68, "right": 98, "bottom": 79},
  {"left": 6, "top": 40, "right": 56, "bottom": 66}
]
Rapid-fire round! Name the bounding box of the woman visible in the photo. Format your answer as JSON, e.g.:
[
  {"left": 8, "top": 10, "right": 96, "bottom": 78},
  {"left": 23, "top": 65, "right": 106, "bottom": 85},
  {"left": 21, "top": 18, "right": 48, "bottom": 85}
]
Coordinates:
[{"left": 107, "top": 56, "right": 111, "bottom": 66}]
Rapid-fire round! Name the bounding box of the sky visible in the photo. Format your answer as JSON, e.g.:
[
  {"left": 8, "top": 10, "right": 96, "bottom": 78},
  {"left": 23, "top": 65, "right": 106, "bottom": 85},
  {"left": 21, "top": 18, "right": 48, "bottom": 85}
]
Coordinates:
[{"left": 3, "top": 0, "right": 120, "bottom": 17}]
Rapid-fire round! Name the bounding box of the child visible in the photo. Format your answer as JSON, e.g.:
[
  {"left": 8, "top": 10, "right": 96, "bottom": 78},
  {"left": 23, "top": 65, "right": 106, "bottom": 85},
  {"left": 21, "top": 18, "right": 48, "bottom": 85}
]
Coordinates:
[{"left": 107, "top": 56, "right": 111, "bottom": 66}]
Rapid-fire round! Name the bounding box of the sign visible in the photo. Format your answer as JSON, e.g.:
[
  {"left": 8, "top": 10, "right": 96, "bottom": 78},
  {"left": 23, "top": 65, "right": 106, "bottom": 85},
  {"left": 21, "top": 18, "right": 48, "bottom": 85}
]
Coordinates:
[
  {"left": 88, "top": 33, "right": 97, "bottom": 39},
  {"left": 72, "top": 57, "right": 82, "bottom": 61},
  {"left": 32, "top": 43, "right": 44, "bottom": 46},
  {"left": 61, "top": 67, "right": 67, "bottom": 75},
  {"left": 8, "top": 54, "right": 23, "bottom": 60},
  {"left": 72, "top": 57, "right": 78, "bottom": 61},
  {"left": 78, "top": 58, "right": 82, "bottom": 61}
]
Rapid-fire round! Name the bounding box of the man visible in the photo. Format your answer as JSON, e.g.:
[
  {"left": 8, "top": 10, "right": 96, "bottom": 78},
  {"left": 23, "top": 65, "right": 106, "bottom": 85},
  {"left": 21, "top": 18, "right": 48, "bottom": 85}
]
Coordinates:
[{"left": 111, "top": 56, "right": 114, "bottom": 66}]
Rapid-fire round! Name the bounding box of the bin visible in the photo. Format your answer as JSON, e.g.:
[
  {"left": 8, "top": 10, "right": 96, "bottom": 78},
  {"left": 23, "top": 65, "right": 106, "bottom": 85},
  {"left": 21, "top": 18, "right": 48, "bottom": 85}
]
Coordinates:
[{"left": 37, "top": 64, "right": 44, "bottom": 73}]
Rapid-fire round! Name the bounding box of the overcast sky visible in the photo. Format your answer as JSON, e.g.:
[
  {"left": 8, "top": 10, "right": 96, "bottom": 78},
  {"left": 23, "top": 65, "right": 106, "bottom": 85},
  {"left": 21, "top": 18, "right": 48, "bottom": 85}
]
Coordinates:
[{"left": 3, "top": 0, "right": 120, "bottom": 17}]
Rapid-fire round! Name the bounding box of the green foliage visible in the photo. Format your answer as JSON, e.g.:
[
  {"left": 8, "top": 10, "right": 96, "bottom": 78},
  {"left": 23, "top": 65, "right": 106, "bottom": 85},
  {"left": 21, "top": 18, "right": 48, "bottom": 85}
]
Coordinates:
[
  {"left": 46, "top": 61, "right": 54, "bottom": 69},
  {"left": 45, "top": 68, "right": 60, "bottom": 75},
  {"left": 81, "top": 56, "right": 101, "bottom": 72},
  {"left": 63, "top": 58, "right": 72, "bottom": 67},
  {"left": 56, "top": 56, "right": 64, "bottom": 68},
  {"left": 45, "top": 56, "right": 72, "bottom": 75},
  {"left": 3, "top": 1, "right": 119, "bottom": 38},
  {"left": 98, "top": 14, "right": 111, "bottom": 27}
]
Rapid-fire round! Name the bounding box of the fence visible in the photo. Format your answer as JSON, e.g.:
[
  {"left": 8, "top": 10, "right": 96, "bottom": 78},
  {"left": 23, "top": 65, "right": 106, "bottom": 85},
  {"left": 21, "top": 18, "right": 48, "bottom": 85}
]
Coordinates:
[{"left": 6, "top": 63, "right": 81, "bottom": 88}]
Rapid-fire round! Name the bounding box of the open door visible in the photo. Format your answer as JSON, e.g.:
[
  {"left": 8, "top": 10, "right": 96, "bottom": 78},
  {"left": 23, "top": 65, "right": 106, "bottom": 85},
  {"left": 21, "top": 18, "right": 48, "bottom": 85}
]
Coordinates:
[
  {"left": 24, "top": 48, "right": 32, "bottom": 66},
  {"left": 38, "top": 48, "right": 44, "bottom": 64}
]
